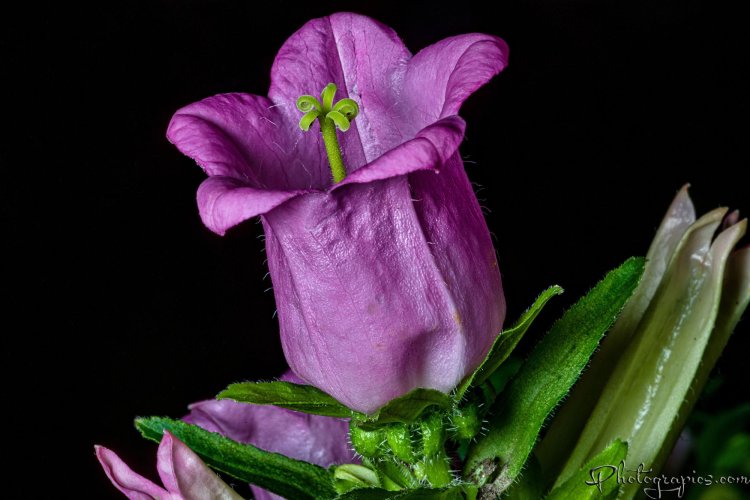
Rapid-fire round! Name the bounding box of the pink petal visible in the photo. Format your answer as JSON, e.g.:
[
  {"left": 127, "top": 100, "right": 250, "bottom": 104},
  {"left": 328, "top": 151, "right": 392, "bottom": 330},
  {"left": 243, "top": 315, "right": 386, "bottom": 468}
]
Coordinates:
[
  {"left": 269, "top": 13, "right": 412, "bottom": 169},
  {"left": 196, "top": 176, "right": 310, "bottom": 235},
  {"left": 335, "top": 116, "right": 465, "bottom": 188},
  {"left": 249, "top": 488, "right": 282, "bottom": 500},
  {"left": 184, "top": 372, "right": 354, "bottom": 466},
  {"left": 405, "top": 153, "right": 506, "bottom": 391},
  {"left": 95, "top": 445, "right": 170, "bottom": 500},
  {"left": 169, "top": 13, "right": 510, "bottom": 236},
  {"left": 403, "top": 33, "right": 509, "bottom": 127},
  {"left": 156, "top": 432, "right": 242, "bottom": 500},
  {"left": 263, "top": 170, "right": 504, "bottom": 413},
  {"left": 184, "top": 370, "right": 353, "bottom": 500},
  {"left": 168, "top": 93, "right": 328, "bottom": 191}
]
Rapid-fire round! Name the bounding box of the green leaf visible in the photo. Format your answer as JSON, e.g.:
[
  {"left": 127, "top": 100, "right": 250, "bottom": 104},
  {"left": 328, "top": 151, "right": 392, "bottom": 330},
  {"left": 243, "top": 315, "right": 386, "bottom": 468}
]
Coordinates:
[
  {"left": 356, "top": 388, "right": 453, "bottom": 428},
  {"left": 135, "top": 417, "right": 337, "bottom": 500},
  {"left": 714, "top": 434, "right": 750, "bottom": 475},
  {"left": 463, "top": 257, "right": 645, "bottom": 495},
  {"left": 337, "top": 489, "right": 395, "bottom": 500},
  {"left": 697, "top": 484, "right": 747, "bottom": 500},
  {"left": 546, "top": 440, "right": 627, "bottom": 500},
  {"left": 503, "top": 454, "right": 543, "bottom": 500},
  {"left": 218, "top": 381, "right": 360, "bottom": 418},
  {"left": 455, "top": 285, "right": 563, "bottom": 399},
  {"left": 487, "top": 356, "right": 523, "bottom": 392},
  {"left": 337, "top": 486, "right": 466, "bottom": 499},
  {"left": 694, "top": 404, "right": 750, "bottom": 474}
]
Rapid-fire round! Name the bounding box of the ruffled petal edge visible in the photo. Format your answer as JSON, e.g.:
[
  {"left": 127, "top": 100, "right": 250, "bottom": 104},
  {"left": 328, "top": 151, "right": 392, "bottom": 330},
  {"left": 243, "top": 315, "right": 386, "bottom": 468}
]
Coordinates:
[
  {"left": 334, "top": 115, "right": 466, "bottom": 189},
  {"left": 95, "top": 445, "right": 170, "bottom": 499},
  {"left": 197, "top": 176, "right": 312, "bottom": 235}
]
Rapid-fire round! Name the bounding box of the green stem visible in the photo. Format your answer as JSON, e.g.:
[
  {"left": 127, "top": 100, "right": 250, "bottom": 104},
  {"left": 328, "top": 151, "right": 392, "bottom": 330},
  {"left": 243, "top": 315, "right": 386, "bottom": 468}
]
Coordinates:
[{"left": 320, "top": 117, "right": 346, "bottom": 183}]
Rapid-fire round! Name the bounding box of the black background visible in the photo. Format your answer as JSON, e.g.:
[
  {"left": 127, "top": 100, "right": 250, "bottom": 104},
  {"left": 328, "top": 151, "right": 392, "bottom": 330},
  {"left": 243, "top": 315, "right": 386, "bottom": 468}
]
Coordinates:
[{"left": 4, "top": 1, "right": 748, "bottom": 497}]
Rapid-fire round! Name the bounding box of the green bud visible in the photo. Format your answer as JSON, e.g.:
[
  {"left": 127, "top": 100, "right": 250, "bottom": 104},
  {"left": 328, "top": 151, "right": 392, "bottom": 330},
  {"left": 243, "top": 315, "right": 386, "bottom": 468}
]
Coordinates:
[
  {"left": 350, "top": 423, "right": 386, "bottom": 458},
  {"left": 452, "top": 404, "right": 481, "bottom": 440},
  {"left": 386, "top": 423, "right": 416, "bottom": 463},
  {"left": 412, "top": 460, "right": 428, "bottom": 482},
  {"left": 419, "top": 454, "right": 453, "bottom": 487},
  {"left": 420, "top": 412, "right": 446, "bottom": 457},
  {"left": 365, "top": 457, "right": 419, "bottom": 490}
]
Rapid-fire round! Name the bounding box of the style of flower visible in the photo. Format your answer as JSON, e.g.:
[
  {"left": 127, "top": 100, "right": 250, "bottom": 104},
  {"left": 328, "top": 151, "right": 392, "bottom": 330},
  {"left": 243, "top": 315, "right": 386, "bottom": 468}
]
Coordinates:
[{"left": 168, "top": 12, "right": 509, "bottom": 413}]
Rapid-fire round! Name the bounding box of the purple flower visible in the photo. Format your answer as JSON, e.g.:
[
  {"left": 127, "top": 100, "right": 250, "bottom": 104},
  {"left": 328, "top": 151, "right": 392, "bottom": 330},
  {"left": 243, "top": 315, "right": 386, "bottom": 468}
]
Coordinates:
[
  {"left": 97, "top": 372, "right": 354, "bottom": 500},
  {"left": 183, "top": 371, "right": 355, "bottom": 500},
  {"left": 96, "top": 431, "right": 242, "bottom": 500},
  {"left": 168, "top": 12, "right": 508, "bottom": 413}
]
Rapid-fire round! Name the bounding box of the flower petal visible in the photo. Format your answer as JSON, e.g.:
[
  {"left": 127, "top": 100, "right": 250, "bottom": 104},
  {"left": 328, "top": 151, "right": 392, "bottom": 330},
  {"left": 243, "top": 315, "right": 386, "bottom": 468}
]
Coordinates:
[
  {"left": 196, "top": 176, "right": 310, "bottom": 235},
  {"left": 249, "top": 487, "right": 281, "bottom": 500},
  {"left": 168, "top": 93, "right": 328, "bottom": 191},
  {"left": 171, "top": 14, "right": 509, "bottom": 237},
  {"left": 183, "top": 398, "right": 258, "bottom": 444},
  {"left": 184, "top": 370, "right": 353, "bottom": 465},
  {"left": 335, "top": 116, "right": 466, "bottom": 188},
  {"left": 183, "top": 398, "right": 353, "bottom": 467},
  {"left": 263, "top": 171, "right": 504, "bottom": 413},
  {"left": 95, "top": 445, "right": 171, "bottom": 500},
  {"left": 269, "top": 13, "right": 412, "bottom": 168},
  {"left": 403, "top": 33, "right": 509, "bottom": 127},
  {"left": 156, "top": 431, "right": 242, "bottom": 500},
  {"left": 406, "top": 153, "right": 506, "bottom": 386},
  {"left": 184, "top": 378, "right": 354, "bottom": 500}
]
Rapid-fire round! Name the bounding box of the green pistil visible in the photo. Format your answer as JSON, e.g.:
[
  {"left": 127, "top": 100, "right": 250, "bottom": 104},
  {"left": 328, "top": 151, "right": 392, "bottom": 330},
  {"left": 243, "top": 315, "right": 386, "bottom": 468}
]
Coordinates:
[
  {"left": 296, "top": 83, "right": 359, "bottom": 184},
  {"left": 320, "top": 118, "right": 346, "bottom": 184}
]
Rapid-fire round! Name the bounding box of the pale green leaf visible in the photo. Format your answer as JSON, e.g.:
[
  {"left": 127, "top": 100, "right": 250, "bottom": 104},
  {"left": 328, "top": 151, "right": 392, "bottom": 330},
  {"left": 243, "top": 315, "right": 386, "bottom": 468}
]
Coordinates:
[{"left": 218, "top": 381, "right": 359, "bottom": 418}]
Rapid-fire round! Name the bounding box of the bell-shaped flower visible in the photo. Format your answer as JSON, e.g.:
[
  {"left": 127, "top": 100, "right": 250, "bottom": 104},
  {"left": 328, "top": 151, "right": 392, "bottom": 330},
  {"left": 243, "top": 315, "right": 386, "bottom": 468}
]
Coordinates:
[{"left": 168, "top": 12, "right": 509, "bottom": 413}]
